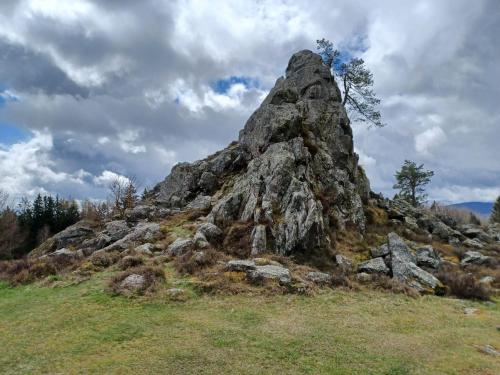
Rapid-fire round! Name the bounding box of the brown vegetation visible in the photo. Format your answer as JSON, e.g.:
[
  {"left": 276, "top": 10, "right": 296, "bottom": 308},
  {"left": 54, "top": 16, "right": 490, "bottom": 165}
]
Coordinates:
[
  {"left": 437, "top": 268, "right": 491, "bottom": 301},
  {"left": 173, "top": 248, "right": 221, "bottom": 275}
]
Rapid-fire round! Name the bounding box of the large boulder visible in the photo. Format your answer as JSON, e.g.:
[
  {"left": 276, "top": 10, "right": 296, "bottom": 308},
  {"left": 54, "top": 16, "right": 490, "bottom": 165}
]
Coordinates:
[
  {"left": 387, "top": 233, "right": 442, "bottom": 292},
  {"left": 247, "top": 265, "right": 291, "bottom": 284},
  {"left": 101, "top": 222, "right": 161, "bottom": 252},
  {"left": 53, "top": 221, "right": 95, "bottom": 249}
]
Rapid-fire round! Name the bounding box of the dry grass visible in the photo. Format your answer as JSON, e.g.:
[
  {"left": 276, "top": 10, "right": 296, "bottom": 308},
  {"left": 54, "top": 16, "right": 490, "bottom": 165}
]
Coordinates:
[
  {"left": 0, "top": 255, "right": 80, "bottom": 285},
  {"left": 173, "top": 248, "right": 222, "bottom": 275},
  {"left": 222, "top": 221, "right": 253, "bottom": 257},
  {"left": 437, "top": 267, "right": 492, "bottom": 301}
]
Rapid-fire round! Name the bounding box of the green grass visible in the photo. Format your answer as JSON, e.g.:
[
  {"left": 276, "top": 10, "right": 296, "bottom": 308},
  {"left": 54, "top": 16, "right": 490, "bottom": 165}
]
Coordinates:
[{"left": 0, "top": 277, "right": 498, "bottom": 374}]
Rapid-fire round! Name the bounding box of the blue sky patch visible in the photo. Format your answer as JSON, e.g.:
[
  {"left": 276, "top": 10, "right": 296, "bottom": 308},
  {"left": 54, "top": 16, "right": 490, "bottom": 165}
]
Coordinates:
[
  {"left": 211, "top": 76, "right": 259, "bottom": 94},
  {"left": 0, "top": 123, "right": 31, "bottom": 145}
]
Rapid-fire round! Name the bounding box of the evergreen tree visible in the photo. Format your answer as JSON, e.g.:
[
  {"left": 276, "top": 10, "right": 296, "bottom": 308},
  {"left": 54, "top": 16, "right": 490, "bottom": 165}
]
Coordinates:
[
  {"left": 393, "top": 160, "right": 434, "bottom": 207},
  {"left": 491, "top": 196, "right": 500, "bottom": 224}
]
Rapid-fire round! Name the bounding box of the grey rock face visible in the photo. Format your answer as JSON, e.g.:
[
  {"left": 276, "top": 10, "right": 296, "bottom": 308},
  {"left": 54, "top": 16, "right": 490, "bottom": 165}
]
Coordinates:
[
  {"left": 53, "top": 222, "right": 95, "bottom": 249},
  {"left": 416, "top": 245, "right": 441, "bottom": 269},
  {"left": 167, "top": 238, "right": 194, "bottom": 256},
  {"left": 358, "top": 257, "right": 389, "bottom": 274},
  {"left": 101, "top": 222, "right": 161, "bottom": 252},
  {"left": 251, "top": 224, "right": 267, "bottom": 255},
  {"left": 153, "top": 50, "right": 368, "bottom": 256},
  {"left": 186, "top": 195, "right": 212, "bottom": 211},
  {"left": 461, "top": 251, "right": 491, "bottom": 266},
  {"left": 247, "top": 265, "right": 291, "bottom": 284}
]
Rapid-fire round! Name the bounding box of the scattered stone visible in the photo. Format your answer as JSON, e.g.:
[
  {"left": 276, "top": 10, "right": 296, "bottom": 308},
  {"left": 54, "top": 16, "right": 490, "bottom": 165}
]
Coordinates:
[
  {"left": 478, "top": 345, "right": 500, "bottom": 357},
  {"left": 135, "top": 243, "right": 154, "bottom": 255},
  {"left": 479, "top": 276, "right": 494, "bottom": 285},
  {"left": 120, "top": 274, "right": 146, "bottom": 292},
  {"left": 167, "top": 238, "right": 194, "bottom": 256},
  {"left": 306, "top": 271, "right": 331, "bottom": 284},
  {"left": 193, "top": 231, "right": 210, "bottom": 248},
  {"left": 356, "top": 272, "right": 372, "bottom": 282},
  {"left": 335, "top": 254, "right": 354, "bottom": 273},
  {"left": 101, "top": 222, "right": 161, "bottom": 252},
  {"left": 166, "top": 288, "right": 186, "bottom": 300},
  {"left": 463, "top": 238, "right": 485, "bottom": 249},
  {"left": 416, "top": 245, "right": 441, "bottom": 269},
  {"left": 247, "top": 265, "right": 291, "bottom": 284},
  {"left": 125, "top": 205, "right": 154, "bottom": 222},
  {"left": 227, "top": 259, "right": 257, "bottom": 272},
  {"left": 463, "top": 307, "right": 478, "bottom": 316},
  {"left": 51, "top": 248, "right": 74, "bottom": 257},
  {"left": 461, "top": 251, "right": 491, "bottom": 266},
  {"left": 358, "top": 257, "right": 389, "bottom": 274},
  {"left": 196, "top": 222, "right": 223, "bottom": 244}
]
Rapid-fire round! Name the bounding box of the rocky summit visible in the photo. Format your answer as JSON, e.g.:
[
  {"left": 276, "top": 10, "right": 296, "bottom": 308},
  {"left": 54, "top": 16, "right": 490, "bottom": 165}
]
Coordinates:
[
  {"left": 153, "top": 50, "right": 369, "bottom": 257},
  {"left": 20, "top": 50, "right": 499, "bottom": 298}
]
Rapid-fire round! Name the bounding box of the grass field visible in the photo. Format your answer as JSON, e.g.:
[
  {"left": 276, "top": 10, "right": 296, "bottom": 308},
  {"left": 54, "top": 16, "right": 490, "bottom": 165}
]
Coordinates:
[{"left": 0, "top": 276, "right": 498, "bottom": 375}]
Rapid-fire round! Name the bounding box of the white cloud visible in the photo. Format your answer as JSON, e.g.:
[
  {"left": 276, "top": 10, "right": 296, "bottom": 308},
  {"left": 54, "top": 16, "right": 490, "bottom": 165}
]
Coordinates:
[
  {"left": 93, "top": 170, "right": 130, "bottom": 187},
  {"left": 414, "top": 126, "right": 447, "bottom": 155},
  {"left": 430, "top": 185, "right": 500, "bottom": 203}
]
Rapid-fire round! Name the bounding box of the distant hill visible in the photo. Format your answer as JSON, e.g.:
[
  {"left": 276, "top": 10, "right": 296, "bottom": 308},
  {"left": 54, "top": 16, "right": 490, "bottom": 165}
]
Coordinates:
[{"left": 447, "top": 202, "right": 493, "bottom": 217}]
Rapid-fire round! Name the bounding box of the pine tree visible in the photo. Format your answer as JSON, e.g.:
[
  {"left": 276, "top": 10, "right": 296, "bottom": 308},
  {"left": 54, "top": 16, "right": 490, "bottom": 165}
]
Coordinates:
[
  {"left": 491, "top": 196, "right": 500, "bottom": 224},
  {"left": 393, "top": 160, "right": 434, "bottom": 207}
]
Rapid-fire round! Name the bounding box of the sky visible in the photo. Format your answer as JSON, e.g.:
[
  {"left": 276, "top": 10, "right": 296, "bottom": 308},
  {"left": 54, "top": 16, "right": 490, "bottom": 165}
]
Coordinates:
[{"left": 0, "top": 0, "right": 499, "bottom": 204}]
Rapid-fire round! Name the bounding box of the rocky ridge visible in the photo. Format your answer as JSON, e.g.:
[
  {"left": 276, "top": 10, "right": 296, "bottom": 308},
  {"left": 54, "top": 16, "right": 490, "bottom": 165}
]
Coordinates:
[{"left": 25, "top": 50, "right": 499, "bottom": 297}]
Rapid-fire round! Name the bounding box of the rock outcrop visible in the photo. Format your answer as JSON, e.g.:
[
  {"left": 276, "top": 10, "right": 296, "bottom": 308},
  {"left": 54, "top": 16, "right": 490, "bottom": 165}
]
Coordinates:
[{"left": 153, "top": 50, "right": 369, "bottom": 256}]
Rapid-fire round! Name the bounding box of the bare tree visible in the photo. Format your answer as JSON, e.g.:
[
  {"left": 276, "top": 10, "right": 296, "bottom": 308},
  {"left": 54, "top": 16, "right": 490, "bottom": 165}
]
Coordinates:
[
  {"left": 108, "top": 175, "right": 139, "bottom": 218},
  {"left": 316, "top": 38, "right": 384, "bottom": 128}
]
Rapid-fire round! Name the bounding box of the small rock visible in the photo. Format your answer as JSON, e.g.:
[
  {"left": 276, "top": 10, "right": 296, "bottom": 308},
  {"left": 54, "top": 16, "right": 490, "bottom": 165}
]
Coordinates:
[
  {"left": 370, "top": 244, "right": 389, "bottom": 258},
  {"left": 478, "top": 345, "right": 500, "bottom": 357},
  {"left": 461, "top": 251, "right": 491, "bottom": 266},
  {"left": 186, "top": 195, "right": 212, "bottom": 211},
  {"left": 167, "top": 238, "right": 194, "bottom": 256},
  {"left": 247, "top": 265, "right": 291, "bottom": 284},
  {"left": 227, "top": 259, "right": 256, "bottom": 272},
  {"left": 356, "top": 272, "right": 372, "bottom": 282},
  {"left": 196, "top": 222, "right": 223, "bottom": 244},
  {"left": 358, "top": 257, "right": 389, "bottom": 274},
  {"left": 306, "top": 271, "right": 331, "bottom": 284},
  {"left": 193, "top": 231, "right": 210, "bottom": 248},
  {"left": 51, "top": 248, "right": 74, "bottom": 257},
  {"left": 120, "top": 274, "right": 146, "bottom": 291},
  {"left": 463, "top": 238, "right": 485, "bottom": 249},
  {"left": 463, "top": 307, "right": 478, "bottom": 316},
  {"left": 479, "top": 276, "right": 494, "bottom": 285},
  {"left": 135, "top": 243, "right": 154, "bottom": 255},
  {"left": 416, "top": 245, "right": 441, "bottom": 269},
  {"left": 335, "top": 254, "right": 354, "bottom": 272}
]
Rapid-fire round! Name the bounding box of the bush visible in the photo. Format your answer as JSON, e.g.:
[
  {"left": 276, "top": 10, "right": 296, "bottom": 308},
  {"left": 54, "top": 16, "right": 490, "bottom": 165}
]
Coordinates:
[
  {"left": 173, "top": 248, "right": 220, "bottom": 275},
  {"left": 0, "top": 255, "right": 79, "bottom": 285},
  {"left": 117, "top": 255, "right": 144, "bottom": 270},
  {"left": 222, "top": 222, "right": 253, "bottom": 257},
  {"left": 108, "top": 266, "right": 165, "bottom": 296},
  {"left": 437, "top": 271, "right": 491, "bottom": 301},
  {"left": 89, "top": 251, "right": 120, "bottom": 268}
]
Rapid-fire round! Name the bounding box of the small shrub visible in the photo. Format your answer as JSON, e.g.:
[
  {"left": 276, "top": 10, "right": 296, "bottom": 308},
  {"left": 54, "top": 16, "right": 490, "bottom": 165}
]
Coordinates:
[
  {"left": 117, "top": 255, "right": 144, "bottom": 270},
  {"left": 173, "top": 248, "right": 220, "bottom": 275},
  {"left": 0, "top": 255, "right": 79, "bottom": 285},
  {"left": 108, "top": 266, "right": 165, "bottom": 296},
  {"left": 371, "top": 275, "right": 420, "bottom": 298},
  {"left": 437, "top": 271, "right": 491, "bottom": 301},
  {"left": 90, "top": 251, "right": 120, "bottom": 268},
  {"left": 222, "top": 222, "right": 253, "bottom": 257}
]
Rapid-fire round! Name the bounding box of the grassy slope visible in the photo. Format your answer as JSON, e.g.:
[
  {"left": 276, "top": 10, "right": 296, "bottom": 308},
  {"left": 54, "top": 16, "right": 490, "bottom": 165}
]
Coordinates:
[{"left": 0, "top": 278, "right": 498, "bottom": 375}]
